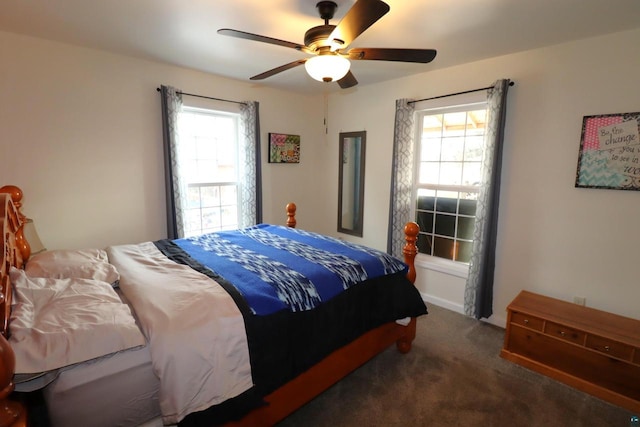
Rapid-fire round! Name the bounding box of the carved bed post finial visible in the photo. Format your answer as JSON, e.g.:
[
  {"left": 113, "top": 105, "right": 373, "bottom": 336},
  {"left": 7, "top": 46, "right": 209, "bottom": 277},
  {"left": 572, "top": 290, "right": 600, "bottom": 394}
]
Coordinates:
[
  {"left": 402, "top": 221, "right": 419, "bottom": 284},
  {"left": 0, "top": 186, "right": 30, "bottom": 261},
  {"left": 286, "top": 203, "right": 297, "bottom": 228}
]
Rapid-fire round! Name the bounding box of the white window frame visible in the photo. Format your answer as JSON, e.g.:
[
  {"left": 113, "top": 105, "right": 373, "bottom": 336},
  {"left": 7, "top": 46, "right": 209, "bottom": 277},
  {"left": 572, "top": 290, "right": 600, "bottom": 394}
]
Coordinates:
[
  {"left": 179, "top": 106, "right": 242, "bottom": 236},
  {"left": 411, "top": 93, "right": 488, "bottom": 278}
]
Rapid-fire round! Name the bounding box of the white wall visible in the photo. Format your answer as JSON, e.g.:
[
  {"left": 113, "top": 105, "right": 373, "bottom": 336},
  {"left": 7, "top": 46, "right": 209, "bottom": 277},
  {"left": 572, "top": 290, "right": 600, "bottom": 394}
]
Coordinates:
[
  {"left": 0, "top": 31, "right": 326, "bottom": 249},
  {"left": 326, "top": 28, "right": 640, "bottom": 325}
]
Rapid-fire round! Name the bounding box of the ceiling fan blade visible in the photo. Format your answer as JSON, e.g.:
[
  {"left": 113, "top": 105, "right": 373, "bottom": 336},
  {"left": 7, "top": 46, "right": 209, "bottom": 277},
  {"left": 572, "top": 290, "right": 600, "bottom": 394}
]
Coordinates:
[
  {"left": 218, "top": 29, "right": 313, "bottom": 54},
  {"left": 329, "top": 0, "right": 390, "bottom": 50},
  {"left": 337, "top": 71, "right": 358, "bottom": 89},
  {"left": 250, "top": 59, "right": 308, "bottom": 80},
  {"left": 346, "top": 48, "right": 437, "bottom": 63}
]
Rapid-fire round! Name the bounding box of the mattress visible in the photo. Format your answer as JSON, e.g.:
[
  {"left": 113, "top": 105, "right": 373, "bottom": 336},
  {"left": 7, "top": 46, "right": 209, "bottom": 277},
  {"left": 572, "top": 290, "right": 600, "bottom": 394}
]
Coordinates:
[
  {"left": 42, "top": 344, "right": 161, "bottom": 427},
  {"left": 39, "top": 288, "right": 161, "bottom": 427}
]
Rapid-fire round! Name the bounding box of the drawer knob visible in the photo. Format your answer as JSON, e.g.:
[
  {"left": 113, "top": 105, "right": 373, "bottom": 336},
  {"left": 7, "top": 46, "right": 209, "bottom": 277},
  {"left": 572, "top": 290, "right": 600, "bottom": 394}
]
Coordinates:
[
  {"left": 524, "top": 319, "right": 529, "bottom": 324},
  {"left": 604, "top": 345, "right": 610, "bottom": 352},
  {"left": 560, "top": 331, "right": 566, "bottom": 337}
]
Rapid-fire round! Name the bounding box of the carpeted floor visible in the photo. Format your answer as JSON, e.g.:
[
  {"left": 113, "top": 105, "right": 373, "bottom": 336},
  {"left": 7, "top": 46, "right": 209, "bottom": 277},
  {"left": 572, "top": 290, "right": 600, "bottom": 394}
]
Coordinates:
[{"left": 278, "top": 304, "right": 636, "bottom": 427}]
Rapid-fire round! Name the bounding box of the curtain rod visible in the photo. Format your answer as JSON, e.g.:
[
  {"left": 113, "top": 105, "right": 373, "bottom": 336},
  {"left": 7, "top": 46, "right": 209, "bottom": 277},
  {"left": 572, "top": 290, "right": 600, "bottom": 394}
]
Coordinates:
[
  {"left": 408, "top": 81, "right": 514, "bottom": 105},
  {"left": 156, "top": 87, "right": 246, "bottom": 105}
]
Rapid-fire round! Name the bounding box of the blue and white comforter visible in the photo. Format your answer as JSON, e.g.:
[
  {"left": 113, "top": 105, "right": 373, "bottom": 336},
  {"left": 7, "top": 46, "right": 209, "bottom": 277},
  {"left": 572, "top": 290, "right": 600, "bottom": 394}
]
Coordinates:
[{"left": 173, "top": 224, "right": 408, "bottom": 315}]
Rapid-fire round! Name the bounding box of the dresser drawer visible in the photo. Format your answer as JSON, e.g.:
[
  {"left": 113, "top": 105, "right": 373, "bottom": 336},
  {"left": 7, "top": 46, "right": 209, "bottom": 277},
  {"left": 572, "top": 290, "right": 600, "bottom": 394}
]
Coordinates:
[
  {"left": 502, "top": 291, "right": 640, "bottom": 413},
  {"left": 545, "top": 321, "right": 585, "bottom": 345},
  {"left": 586, "top": 335, "right": 633, "bottom": 361},
  {"left": 511, "top": 312, "right": 544, "bottom": 331}
]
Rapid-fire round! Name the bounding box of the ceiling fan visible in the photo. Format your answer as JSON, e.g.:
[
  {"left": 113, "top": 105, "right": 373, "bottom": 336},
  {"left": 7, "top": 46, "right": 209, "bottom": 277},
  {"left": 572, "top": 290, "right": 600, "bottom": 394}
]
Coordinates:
[{"left": 217, "top": 0, "right": 437, "bottom": 89}]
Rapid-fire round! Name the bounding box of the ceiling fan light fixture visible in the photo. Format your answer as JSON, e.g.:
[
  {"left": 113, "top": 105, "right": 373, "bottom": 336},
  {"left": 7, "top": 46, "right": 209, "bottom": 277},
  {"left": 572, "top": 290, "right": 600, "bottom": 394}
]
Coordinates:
[{"left": 305, "top": 54, "right": 350, "bottom": 82}]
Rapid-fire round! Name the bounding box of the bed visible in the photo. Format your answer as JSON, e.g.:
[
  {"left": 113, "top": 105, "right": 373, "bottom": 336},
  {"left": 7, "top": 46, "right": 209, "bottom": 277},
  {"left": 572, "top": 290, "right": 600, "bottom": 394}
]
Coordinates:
[{"left": 0, "top": 185, "right": 427, "bottom": 427}]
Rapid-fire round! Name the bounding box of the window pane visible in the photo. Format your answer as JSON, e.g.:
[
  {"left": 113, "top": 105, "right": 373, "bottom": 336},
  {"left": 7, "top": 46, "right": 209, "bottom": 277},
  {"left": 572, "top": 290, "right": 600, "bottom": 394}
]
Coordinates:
[
  {"left": 202, "top": 207, "right": 221, "bottom": 230},
  {"left": 442, "top": 112, "right": 468, "bottom": 137},
  {"left": 465, "top": 110, "right": 487, "bottom": 136},
  {"left": 457, "top": 216, "right": 475, "bottom": 240},
  {"left": 458, "top": 198, "right": 477, "bottom": 216},
  {"left": 185, "top": 209, "right": 202, "bottom": 236},
  {"left": 436, "top": 190, "right": 458, "bottom": 199},
  {"left": 433, "top": 236, "right": 455, "bottom": 260},
  {"left": 439, "top": 162, "right": 463, "bottom": 185},
  {"left": 462, "top": 161, "right": 482, "bottom": 186},
  {"left": 221, "top": 205, "right": 238, "bottom": 227},
  {"left": 416, "top": 193, "right": 435, "bottom": 211},
  {"left": 196, "top": 137, "right": 216, "bottom": 158},
  {"left": 197, "top": 159, "right": 218, "bottom": 182},
  {"left": 456, "top": 240, "right": 473, "bottom": 263},
  {"left": 181, "top": 137, "right": 197, "bottom": 159},
  {"left": 422, "top": 115, "right": 443, "bottom": 137},
  {"left": 416, "top": 211, "right": 433, "bottom": 233},
  {"left": 186, "top": 186, "right": 201, "bottom": 208},
  {"left": 464, "top": 136, "right": 484, "bottom": 161},
  {"left": 421, "top": 138, "right": 441, "bottom": 161},
  {"left": 435, "top": 196, "right": 457, "bottom": 214},
  {"left": 417, "top": 234, "right": 432, "bottom": 255},
  {"left": 182, "top": 159, "right": 198, "bottom": 183},
  {"left": 441, "top": 137, "right": 464, "bottom": 161},
  {"left": 419, "top": 162, "right": 440, "bottom": 185},
  {"left": 220, "top": 185, "right": 238, "bottom": 205},
  {"left": 434, "top": 213, "right": 455, "bottom": 237},
  {"left": 201, "top": 186, "right": 219, "bottom": 207}
]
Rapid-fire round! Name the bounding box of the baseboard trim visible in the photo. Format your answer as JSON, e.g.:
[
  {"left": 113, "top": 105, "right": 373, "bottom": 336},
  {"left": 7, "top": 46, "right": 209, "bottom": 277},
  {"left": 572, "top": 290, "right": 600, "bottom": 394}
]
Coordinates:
[
  {"left": 420, "top": 292, "right": 464, "bottom": 314},
  {"left": 420, "top": 292, "right": 507, "bottom": 329}
]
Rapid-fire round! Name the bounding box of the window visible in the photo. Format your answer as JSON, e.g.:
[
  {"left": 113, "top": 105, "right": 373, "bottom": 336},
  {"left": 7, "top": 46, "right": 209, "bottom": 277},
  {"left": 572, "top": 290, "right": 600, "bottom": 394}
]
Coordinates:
[
  {"left": 178, "top": 107, "right": 240, "bottom": 236},
  {"left": 414, "top": 102, "right": 488, "bottom": 263}
]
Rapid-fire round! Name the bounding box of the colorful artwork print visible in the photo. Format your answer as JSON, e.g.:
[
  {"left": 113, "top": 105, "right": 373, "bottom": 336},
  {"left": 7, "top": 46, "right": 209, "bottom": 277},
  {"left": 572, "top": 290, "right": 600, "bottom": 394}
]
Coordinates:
[
  {"left": 575, "top": 112, "right": 640, "bottom": 191},
  {"left": 268, "top": 133, "right": 301, "bottom": 163}
]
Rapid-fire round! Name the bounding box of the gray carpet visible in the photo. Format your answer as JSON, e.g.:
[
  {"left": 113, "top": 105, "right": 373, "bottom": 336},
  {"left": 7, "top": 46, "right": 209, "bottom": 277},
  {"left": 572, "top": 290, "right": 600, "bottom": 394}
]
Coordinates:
[{"left": 278, "top": 304, "right": 635, "bottom": 427}]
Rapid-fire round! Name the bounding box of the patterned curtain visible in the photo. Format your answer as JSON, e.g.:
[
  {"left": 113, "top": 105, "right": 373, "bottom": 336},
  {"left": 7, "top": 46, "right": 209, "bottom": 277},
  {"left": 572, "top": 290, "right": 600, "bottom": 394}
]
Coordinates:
[
  {"left": 464, "top": 79, "right": 511, "bottom": 319},
  {"left": 239, "top": 101, "right": 262, "bottom": 226},
  {"left": 387, "top": 98, "right": 416, "bottom": 257},
  {"left": 160, "top": 85, "right": 185, "bottom": 239}
]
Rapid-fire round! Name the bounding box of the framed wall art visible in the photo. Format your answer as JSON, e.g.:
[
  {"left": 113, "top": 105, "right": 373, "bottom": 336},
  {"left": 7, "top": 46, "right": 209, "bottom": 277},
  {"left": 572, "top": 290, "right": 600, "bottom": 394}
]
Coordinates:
[
  {"left": 268, "top": 133, "right": 300, "bottom": 163},
  {"left": 575, "top": 112, "right": 640, "bottom": 191}
]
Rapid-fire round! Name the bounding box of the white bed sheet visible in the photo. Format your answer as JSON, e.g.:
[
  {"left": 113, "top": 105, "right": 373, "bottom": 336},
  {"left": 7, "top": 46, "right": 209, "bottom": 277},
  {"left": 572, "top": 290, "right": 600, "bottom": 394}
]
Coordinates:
[
  {"left": 107, "top": 242, "right": 253, "bottom": 425},
  {"left": 43, "top": 344, "right": 161, "bottom": 427}
]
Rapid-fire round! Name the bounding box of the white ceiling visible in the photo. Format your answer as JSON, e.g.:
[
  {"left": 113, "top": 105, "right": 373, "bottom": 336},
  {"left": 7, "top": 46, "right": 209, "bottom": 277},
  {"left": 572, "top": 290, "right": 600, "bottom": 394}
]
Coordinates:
[{"left": 2, "top": 0, "right": 640, "bottom": 94}]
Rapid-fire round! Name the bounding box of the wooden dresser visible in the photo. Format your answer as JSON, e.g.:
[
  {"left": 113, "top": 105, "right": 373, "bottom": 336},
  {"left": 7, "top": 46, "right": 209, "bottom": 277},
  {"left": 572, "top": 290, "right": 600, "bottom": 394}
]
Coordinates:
[{"left": 500, "top": 290, "right": 640, "bottom": 413}]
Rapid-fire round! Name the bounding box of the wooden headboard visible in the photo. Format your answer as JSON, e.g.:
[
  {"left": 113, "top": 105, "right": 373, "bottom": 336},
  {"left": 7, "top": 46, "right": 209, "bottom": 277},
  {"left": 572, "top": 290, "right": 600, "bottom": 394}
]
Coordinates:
[
  {"left": 0, "top": 189, "right": 27, "bottom": 339},
  {"left": 0, "top": 188, "right": 28, "bottom": 426}
]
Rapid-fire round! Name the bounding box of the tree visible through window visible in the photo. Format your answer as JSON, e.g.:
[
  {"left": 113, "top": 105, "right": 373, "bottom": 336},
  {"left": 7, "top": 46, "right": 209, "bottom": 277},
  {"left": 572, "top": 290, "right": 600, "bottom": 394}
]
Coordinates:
[
  {"left": 179, "top": 108, "right": 240, "bottom": 236},
  {"left": 414, "top": 103, "right": 488, "bottom": 263}
]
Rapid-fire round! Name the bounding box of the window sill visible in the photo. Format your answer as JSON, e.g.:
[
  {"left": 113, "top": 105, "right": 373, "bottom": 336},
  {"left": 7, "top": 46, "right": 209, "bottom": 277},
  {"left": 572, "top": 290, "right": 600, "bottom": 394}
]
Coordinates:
[{"left": 415, "top": 254, "right": 469, "bottom": 279}]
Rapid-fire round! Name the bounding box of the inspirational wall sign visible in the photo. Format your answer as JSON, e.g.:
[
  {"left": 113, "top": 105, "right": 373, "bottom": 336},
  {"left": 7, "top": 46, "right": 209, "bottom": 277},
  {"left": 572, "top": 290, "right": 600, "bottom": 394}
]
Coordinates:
[
  {"left": 268, "top": 133, "right": 300, "bottom": 163},
  {"left": 575, "top": 112, "right": 640, "bottom": 191}
]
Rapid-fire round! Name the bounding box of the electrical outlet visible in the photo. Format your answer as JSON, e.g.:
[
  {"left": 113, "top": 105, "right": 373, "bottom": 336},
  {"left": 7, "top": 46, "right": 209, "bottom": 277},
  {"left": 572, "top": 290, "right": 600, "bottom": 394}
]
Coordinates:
[{"left": 573, "top": 296, "right": 586, "bottom": 306}]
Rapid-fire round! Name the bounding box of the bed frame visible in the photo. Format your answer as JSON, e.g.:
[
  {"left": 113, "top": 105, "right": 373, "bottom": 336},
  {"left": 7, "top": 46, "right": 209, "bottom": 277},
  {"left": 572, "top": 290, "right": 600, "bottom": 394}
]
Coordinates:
[
  {"left": 0, "top": 186, "right": 420, "bottom": 427},
  {"left": 0, "top": 186, "right": 28, "bottom": 426}
]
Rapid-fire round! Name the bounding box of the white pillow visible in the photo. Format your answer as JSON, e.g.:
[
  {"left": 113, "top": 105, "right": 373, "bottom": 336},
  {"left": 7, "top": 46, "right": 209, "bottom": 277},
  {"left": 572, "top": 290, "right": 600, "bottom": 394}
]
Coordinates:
[
  {"left": 8, "top": 267, "right": 145, "bottom": 374},
  {"left": 25, "top": 249, "right": 120, "bottom": 287}
]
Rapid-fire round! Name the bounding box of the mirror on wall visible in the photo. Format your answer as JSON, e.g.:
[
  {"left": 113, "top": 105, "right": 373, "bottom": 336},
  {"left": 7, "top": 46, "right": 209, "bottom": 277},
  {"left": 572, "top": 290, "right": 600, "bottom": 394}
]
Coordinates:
[{"left": 338, "top": 131, "right": 366, "bottom": 237}]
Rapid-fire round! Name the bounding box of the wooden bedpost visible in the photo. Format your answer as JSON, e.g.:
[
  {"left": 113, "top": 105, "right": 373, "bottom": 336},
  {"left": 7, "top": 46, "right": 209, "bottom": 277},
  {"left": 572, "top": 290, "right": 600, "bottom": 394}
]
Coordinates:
[
  {"left": 0, "top": 192, "right": 27, "bottom": 427},
  {"left": 395, "top": 221, "right": 419, "bottom": 354},
  {"left": 0, "top": 186, "right": 29, "bottom": 262},
  {"left": 402, "top": 221, "right": 419, "bottom": 285},
  {"left": 285, "top": 203, "right": 296, "bottom": 228}
]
